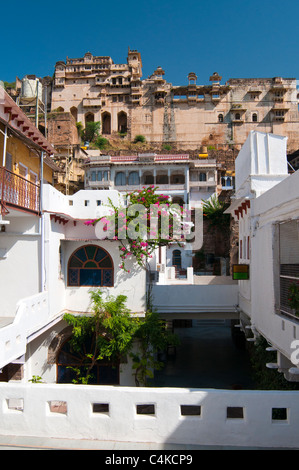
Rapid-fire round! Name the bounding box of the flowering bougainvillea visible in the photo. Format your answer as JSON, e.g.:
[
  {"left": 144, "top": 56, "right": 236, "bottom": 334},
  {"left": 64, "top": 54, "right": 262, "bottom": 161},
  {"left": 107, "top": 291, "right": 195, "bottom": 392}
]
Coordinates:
[{"left": 84, "top": 186, "right": 192, "bottom": 271}]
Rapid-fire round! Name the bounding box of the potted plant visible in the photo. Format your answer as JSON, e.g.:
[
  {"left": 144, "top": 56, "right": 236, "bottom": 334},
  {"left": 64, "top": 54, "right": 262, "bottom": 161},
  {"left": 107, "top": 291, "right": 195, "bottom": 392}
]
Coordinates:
[{"left": 288, "top": 282, "right": 299, "bottom": 316}]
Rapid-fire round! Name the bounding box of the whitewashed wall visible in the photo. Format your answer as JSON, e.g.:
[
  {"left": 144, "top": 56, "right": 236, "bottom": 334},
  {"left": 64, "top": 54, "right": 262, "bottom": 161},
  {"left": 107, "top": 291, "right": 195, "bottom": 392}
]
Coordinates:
[
  {"left": 0, "top": 383, "right": 299, "bottom": 448},
  {"left": 0, "top": 216, "right": 41, "bottom": 317},
  {"left": 250, "top": 170, "right": 299, "bottom": 366},
  {"left": 152, "top": 283, "right": 238, "bottom": 316}
]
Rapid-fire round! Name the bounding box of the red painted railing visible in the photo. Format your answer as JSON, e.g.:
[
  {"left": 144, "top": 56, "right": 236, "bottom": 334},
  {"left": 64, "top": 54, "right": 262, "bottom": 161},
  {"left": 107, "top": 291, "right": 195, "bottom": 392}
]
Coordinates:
[{"left": 0, "top": 166, "right": 40, "bottom": 214}]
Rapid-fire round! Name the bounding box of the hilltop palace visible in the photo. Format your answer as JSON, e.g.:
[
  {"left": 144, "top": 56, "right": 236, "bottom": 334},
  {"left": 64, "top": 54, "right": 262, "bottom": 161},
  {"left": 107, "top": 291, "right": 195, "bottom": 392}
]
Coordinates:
[
  {"left": 48, "top": 48, "right": 299, "bottom": 150},
  {"left": 9, "top": 47, "right": 299, "bottom": 153}
]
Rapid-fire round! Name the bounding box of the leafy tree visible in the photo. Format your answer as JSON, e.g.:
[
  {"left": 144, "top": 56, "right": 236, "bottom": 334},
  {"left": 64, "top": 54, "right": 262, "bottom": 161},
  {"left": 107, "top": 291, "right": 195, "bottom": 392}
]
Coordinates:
[
  {"left": 81, "top": 121, "right": 101, "bottom": 143},
  {"left": 94, "top": 135, "right": 109, "bottom": 150},
  {"left": 63, "top": 290, "right": 178, "bottom": 386},
  {"left": 202, "top": 194, "right": 230, "bottom": 230},
  {"left": 63, "top": 291, "right": 139, "bottom": 384},
  {"left": 76, "top": 121, "right": 83, "bottom": 136},
  {"left": 3, "top": 81, "right": 16, "bottom": 90},
  {"left": 131, "top": 310, "right": 179, "bottom": 386}
]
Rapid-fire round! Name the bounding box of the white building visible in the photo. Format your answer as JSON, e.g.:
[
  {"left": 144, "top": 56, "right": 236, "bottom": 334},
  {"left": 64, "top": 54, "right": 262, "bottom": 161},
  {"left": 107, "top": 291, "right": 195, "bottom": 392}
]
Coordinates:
[
  {"left": 226, "top": 130, "right": 299, "bottom": 381},
  {"left": 0, "top": 183, "right": 147, "bottom": 386},
  {"left": 83, "top": 151, "right": 226, "bottom": 278},
  {"left": 83, "top": 152, "right": 220, "bottom": 207},
  {"left": 1, "top": 125, "right": 299, "bottom": 448}
]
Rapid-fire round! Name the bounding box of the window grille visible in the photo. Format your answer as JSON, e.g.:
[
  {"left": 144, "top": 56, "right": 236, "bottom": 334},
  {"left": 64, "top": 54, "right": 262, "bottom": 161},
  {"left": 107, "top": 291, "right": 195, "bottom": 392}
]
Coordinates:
[
  {"left": 279, "top": 220, "right": 299, "bottom": 319},
  {"left": 68, "top": 245, "right": 113, "bottom": 287}
]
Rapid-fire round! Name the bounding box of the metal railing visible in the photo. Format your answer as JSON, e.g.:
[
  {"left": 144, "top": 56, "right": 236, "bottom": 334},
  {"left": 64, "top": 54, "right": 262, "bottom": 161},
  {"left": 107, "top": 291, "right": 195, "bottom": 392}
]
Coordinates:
[
  {"left": 280, "top": 264, "right": 299, "bottom": 320},
  {"left": 0, "top": 166, "right": 40, "bottom": 214}
]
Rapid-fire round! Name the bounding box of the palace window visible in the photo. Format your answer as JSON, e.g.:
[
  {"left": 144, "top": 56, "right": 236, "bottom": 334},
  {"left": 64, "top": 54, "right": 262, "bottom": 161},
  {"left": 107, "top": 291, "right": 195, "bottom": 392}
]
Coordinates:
[
  {"left": 68, "top": 245, "right": 113, "bottom": 287},
  {"left": 128, "top": 171, "right": 140, "bottom": 185},
  {"left": 115, "top": 172, "right": 126, "bottom": 186}
]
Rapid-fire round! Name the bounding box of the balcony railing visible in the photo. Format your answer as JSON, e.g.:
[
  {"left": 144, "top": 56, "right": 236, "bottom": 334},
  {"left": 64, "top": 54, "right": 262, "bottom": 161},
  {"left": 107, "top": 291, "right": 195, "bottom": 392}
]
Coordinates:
[{"left": 0, "top": 166, "right": 40, "bottom": 214}]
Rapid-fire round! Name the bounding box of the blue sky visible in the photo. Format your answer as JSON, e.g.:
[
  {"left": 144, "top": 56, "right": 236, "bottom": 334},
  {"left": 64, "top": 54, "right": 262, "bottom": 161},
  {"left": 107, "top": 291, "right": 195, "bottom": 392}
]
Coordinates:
[{"left": 1, "top": 0, "right": 297, "bottom": 86}]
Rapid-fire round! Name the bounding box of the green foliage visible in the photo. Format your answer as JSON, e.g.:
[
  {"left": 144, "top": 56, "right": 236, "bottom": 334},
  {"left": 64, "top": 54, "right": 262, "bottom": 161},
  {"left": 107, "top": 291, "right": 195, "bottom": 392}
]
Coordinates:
[
  {"left": 28, "top": 375, "right": 43, "bottom": 383},
  {"left": 288, "top": 282, "right": 299, "bottom": 315},
  {"left": 134, "top": 134, "right": 146, "bottom": 143},
  {"left": 202, "top": 194, "right": 230, "bottom": 230},
  {"left": 249, "top": 336, "right": 299, "bottom": 390},
  {"left": 63, "top": 290, "right": 178, "bottom": 386},
  {"left": 64, "top": 291, "right": 138, "bottom": 366},
  {"left": 3, "top": 81, "right": 16, "bottom": 90},
  {"left": 81, "top": 121, "right": 101, "bottom": 142},
  {"left": 162, "top": 144, "right": 172, "bottom": 151},
  {"left": 94, "top": 135, "right": 109, "bottom": 150},
  {"left": 131, "top": 310, "right": 179, "bottom": 386},
  {"left": 85, "top": 186, "right": 189, "bottom": 272},
  {"left": 76, "top": 121, "right": 83, "bottom": 136}
]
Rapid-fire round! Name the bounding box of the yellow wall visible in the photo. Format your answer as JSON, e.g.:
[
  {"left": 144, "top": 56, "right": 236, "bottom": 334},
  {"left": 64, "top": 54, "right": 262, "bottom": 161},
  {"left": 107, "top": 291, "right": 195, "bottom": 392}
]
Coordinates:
[{"left": 0, "top": 122, "right": 53, "bottom": 183}]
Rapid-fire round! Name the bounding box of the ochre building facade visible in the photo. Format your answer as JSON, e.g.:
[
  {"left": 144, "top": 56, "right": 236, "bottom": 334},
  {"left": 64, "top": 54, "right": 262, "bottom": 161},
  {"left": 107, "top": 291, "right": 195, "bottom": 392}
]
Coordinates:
[{"left": 51, "top": 49, "right": 299, "bottom": 151}]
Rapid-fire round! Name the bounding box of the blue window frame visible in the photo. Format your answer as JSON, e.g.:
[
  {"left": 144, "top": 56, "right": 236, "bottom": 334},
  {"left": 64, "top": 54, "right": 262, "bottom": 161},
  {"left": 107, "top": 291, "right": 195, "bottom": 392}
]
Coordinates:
[{"left": 68, "top": 245, "right": 113, "bottom": 287}]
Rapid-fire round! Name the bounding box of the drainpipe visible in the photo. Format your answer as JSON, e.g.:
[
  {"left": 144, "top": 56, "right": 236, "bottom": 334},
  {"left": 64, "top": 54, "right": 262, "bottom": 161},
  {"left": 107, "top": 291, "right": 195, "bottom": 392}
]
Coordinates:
[
  {"left": 2, "top": 125, "right": 7, "bottom": 167},
  {"left": 44, "top": 84, "right": 47, "bottom": 139},
  {"left": 35, "top": 80, "right": 39, "bottom": 129},
  {"left": 40, "top": 151, "right": 45, "bottom": 292}
]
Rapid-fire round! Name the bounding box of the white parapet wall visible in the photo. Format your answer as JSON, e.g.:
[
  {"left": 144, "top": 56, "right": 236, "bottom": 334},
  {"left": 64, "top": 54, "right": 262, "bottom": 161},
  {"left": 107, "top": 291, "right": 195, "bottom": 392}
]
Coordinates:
[
  {"left": 152, "top": 283, "right": 239, "bottom": 317},
  {"left": 0, "top": 383, "right": 299, "bottom": 448},
  {"left": 0, "top": 292, "right": 52, "bottom": 369}
]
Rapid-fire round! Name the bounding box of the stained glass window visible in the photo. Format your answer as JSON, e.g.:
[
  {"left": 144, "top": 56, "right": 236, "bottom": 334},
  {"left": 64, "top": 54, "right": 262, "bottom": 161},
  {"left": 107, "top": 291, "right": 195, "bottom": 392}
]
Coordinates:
[{"left": 68, "top": 245, "right": 113, "bottom": 287}]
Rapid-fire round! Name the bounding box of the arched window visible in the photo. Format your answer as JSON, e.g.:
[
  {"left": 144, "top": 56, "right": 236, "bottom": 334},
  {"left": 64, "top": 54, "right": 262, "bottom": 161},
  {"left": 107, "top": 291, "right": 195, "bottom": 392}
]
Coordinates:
[
  {"left": 102, "top": 112, "right": 111, "bottom": 134},
  {"left": 235, "top": 113, "right": 241, "bottom": 120},
  {"left": 56, "top": 337, "right": 119, "bottom": 385},
  {"left": 128, "top": 171, "right": 139, "bottom": 185},
  {"left": 218, "top": 113, "right": 224, "bottom": 123},
  {"left": 118, "top": 111, "right": 127, "bottom": 133},
  {"left": 252, "top": 113, "right": 258, "bottom": 122},
  {"left": 115, "top": 172, "right": 126, "bottom": 186},
  {"left": 68, "top": 245, "right": 113, "bottom": 287},
  {"left": 85, "top": 112, "right": 94, "bottom": 125},
  {"left": 172, "top": 249, "right": 182, "bottom": 268},
  {"left": 70, "top": 106, "right": 78, "bottom": 121}
]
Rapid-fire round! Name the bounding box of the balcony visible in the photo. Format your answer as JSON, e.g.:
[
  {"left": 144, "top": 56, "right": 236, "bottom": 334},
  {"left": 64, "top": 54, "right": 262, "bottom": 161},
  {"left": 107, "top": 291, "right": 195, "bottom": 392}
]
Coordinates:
[
  {"left": 82, "top": 98, "right": 102, "bottom": 107},
  {"left": 0, "top": 166, "right": 40, "bottom": 214},
  {"left": 189, "top": 180, "right": 216, "bottom": 188},
  {"left": 114, "top": 183, "right": 186, "bottom": 192}
]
